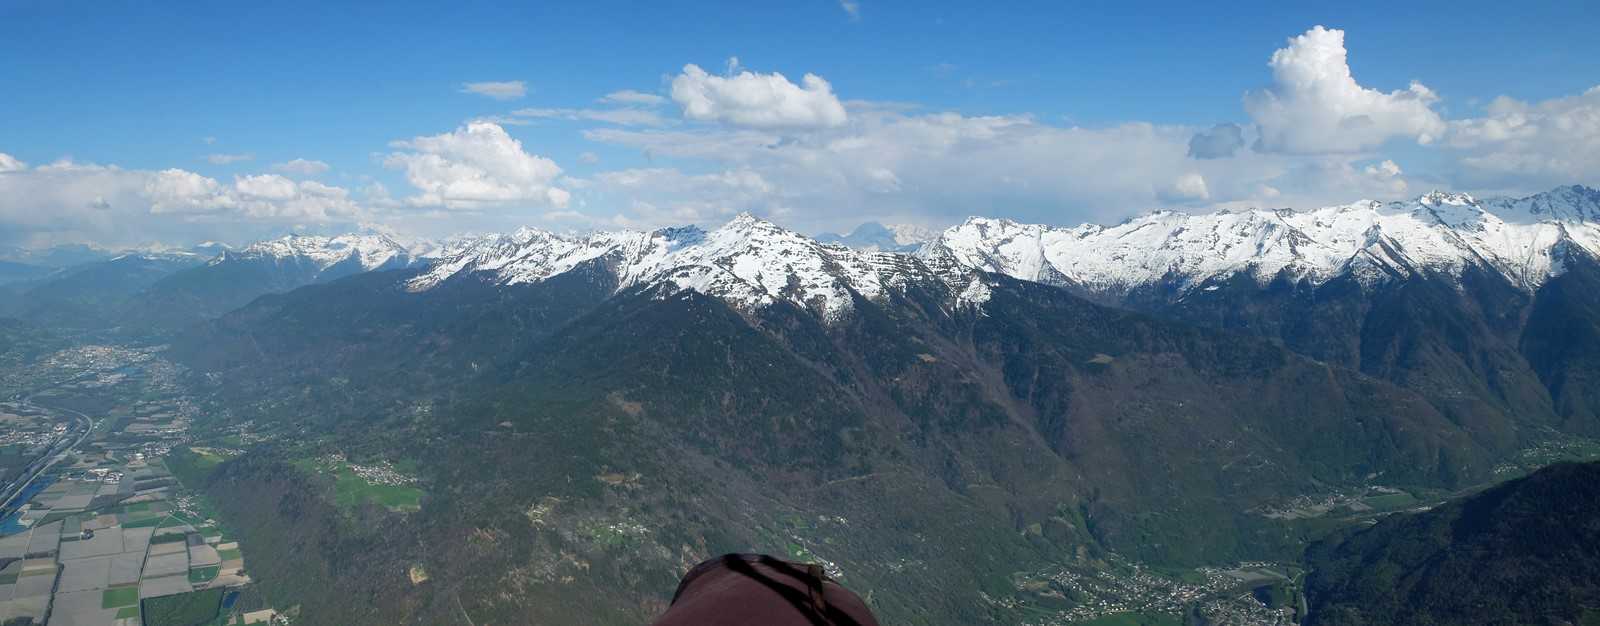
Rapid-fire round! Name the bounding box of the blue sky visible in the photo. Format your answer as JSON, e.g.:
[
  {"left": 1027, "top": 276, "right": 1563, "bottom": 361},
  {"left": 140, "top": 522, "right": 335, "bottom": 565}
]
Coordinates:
[{"left": 1, "top": 0, "right": 1597, "bottom": 247}]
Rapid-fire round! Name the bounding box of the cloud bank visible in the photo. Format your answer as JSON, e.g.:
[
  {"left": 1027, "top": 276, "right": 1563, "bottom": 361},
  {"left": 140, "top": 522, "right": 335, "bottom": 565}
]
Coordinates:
[{"left": 4, "top": 25, "right": 1597, "bottom": 250}]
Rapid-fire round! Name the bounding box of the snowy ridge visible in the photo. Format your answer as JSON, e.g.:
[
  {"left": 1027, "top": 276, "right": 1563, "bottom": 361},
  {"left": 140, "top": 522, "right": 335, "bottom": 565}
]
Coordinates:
[
  {"left": 409, "top": 213, "right": 942, "bottom": 321},
  {"left": 405, "top": 185, "right": 1600, "bottom": 322},
  {"left": 815, "top": 222, "right": 938, "bottom": 252},
  {"left": 220, "top": 233, "right": 415, "bottom": 272},
  {"left": 919, "top": 186, "right": 1600, "bottom": 295}
]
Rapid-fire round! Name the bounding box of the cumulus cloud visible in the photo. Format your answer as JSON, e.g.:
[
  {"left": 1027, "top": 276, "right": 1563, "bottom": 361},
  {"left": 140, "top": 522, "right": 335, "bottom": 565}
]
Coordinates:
[
  {"left": 273, "top": 158, "right": 331, "bottom": 176},
  {"left": 669, "top": 62, "right": 848, "bottom": 128},
  {"left": 234, "top": 173, "right": 298, "bottom": 200},
  {"left": 232, "top": 175, "right": 360, "bottom": 220},
  {"left": 460, "top": 81, "right": 527, "bottom": 101},
  {"left": 1246, "top": 26, "right": 1444, "bottom": 154},
  {"left": 146, "top": 169, "right": 236, "bottom": 214},
  {"left": 205, "top": 153, "right": 254, "bottom": 165},
  {"left": 1442, "top": 86, "right": 1600, "bottom": 188},
  {"left": 145, "top": 170, "right": 361, "bottom": 220},
  {"left": 0, "top": 153, "right": 26, "bottom": 172},
  {"left": 1187, "top": 123, "right": 1245, "bottom": 159},
  {"left": 599, "top": 90, "right": 666, "bottom": 106},
  {"left": 0, "top": 157, "right": 367, "bottom": 248},
  {"left": 383, "top": 122, "right": 569, "bottom": 210}
]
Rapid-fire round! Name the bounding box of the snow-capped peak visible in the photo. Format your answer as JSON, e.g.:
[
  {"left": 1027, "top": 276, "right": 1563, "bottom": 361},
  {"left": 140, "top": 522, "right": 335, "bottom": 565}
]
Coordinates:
[
  {"left": 409, "top": 213, "right": 934, "bottom": 321},
  {"left": 920, "top": 186, "right": 1600, "bottom": 295},
  {"left": 1418, "top": 190, "right": 1477, "bottom": 207},
  {"left": 407, "top": 185, "right": 1600, "bottom": 322},
  {"left": 222, "top": 233, "right": 413, "bottom": 272},
  {"left": 814, "top": 221, "right": 939, "bottom": 252},
  {"left": 622, "top": 211, "right": 875, "bottom": 319}
]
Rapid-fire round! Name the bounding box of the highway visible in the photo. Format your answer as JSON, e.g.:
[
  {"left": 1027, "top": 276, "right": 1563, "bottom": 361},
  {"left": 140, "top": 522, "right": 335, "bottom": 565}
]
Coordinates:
[{"left": 0, "top": 395, "right": 96, "bottom": 521}]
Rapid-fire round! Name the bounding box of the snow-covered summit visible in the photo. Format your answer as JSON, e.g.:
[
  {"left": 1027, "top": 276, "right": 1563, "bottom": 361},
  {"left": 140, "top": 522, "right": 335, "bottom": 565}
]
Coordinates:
[
  {"left": 815, "top": 221, "right": 938, "bottom": 252},
  {"left": 919, "top": 186, "right": 1600, "bottom": 295},
  {"left": 410, "top": 212, "right": 933, "bottom": 321},
  {"left": 219, "top": 233, "right": 415, "bottom": 272},
  {"left": 404, "top": 185, "right": 1600, "bottom": 322}
]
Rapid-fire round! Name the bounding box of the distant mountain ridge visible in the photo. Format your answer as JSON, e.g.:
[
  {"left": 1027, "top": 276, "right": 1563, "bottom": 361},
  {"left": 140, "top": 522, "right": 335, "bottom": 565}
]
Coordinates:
[
  {"left": 919, "top": 185, "right": 1600, "bottom": 297},
  {"left": 402, "top": 186, "right": 1599, "bottom": 324},
  {"left": 125, "top": 233, "right": 422, "bottom": 329},
  {"left": 814, "top": 221, "right": 937, "bottom": 252},
  {"left": 408, "top": 214, "right": 965, "bottom": 322}
]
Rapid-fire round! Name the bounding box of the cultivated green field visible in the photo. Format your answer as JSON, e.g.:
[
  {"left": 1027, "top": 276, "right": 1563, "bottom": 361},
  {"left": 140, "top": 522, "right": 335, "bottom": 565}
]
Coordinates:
[
  {"left": 101, "top": 585, "right": 140, "bottom": 609},
  {"left": 189, "top": 565, "right": 220, "bottom": 584},
  {"left": 290, "top": 457, "right": 423, "bottom": 512}
]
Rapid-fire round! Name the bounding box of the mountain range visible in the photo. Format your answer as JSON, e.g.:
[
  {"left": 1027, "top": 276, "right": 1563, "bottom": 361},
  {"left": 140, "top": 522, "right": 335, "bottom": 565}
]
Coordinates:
[
  {"left": 150, "top": 186, "right": 1600, "bottom": 624},
  {"left": 8, "top": 185, "right": 1600, "bottom": 623},
  {"left": 388, "top": 185, "right": 1600, "bottom": 448},
  {"left": 1, "top": 234, "right": 422, "bottom": 332}
]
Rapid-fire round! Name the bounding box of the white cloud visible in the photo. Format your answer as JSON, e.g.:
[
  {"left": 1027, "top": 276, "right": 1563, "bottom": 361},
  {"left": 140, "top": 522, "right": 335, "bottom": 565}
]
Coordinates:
[
  {"left": 1161, "top": 173, "right": 1211, "bottom": 202},
  {"left": 205, "top": 153, "right": 254, "bottom": 165},
  {"left": 1245, "top": 26, "right": 1444, "bottom": 154},
  {"left": 1364, "top": 159, "right": 1402, "bottom": 179},
  {"left": 8, "top": 25, "right": 1591, "bottom": 248},
  {"left": 510, "top": 107, "right": 667, "bottom": 127},
  {"left": 581, "top": 94, "right": 1454, "bottom": 232},
  {"left": 234, "top": 173, "right": 299, "bottom": 200},
  {"left": 588, "top": 113, "right": 1247, "bottom": 226},
  {"left": 232, "top": 176, "right": 360, "bottom": 220},
  {"left": 586, "top": 167, "right": 778, "bottom": 228},
  {"left": 599, "top": 90, "right": 666, "bottom": 106},
  {"left": 145, "top": 170, "right": 362, "bottom": 221},
  {"left": 460, "top": 81, "right": 527, "bottom": 101},
  {"left": 669, "top": 62, "right": 848, "bottom": 129},
  {"left": 0, "top": 154, "right": 371, "bottom": 247},
  {"left": 272, "top": 158, "right": 331, "bottom": 176},
  {"left": 839, "top": 0, "right": 860, "bottom": 20},
  {"left": 1443, "top": 86, "right": 1600, "bottom": 189},
  {"left": 146, "top": 169, "right": 236, "bottom": 214},
  {"left": 383, "top": 122, "right": 569, "bottom": 210}
]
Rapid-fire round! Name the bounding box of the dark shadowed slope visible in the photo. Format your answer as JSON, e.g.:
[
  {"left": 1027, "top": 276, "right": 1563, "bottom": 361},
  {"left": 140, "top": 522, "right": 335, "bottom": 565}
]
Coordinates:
[{"left": 1305, "top": 461, "right": 1600, "bottom": 626}]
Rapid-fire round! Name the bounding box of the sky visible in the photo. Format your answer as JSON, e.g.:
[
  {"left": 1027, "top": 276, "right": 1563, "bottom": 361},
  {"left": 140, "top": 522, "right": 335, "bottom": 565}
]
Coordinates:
[{"left": 1, "top": 0, "right": 1597, "bottom": 249}]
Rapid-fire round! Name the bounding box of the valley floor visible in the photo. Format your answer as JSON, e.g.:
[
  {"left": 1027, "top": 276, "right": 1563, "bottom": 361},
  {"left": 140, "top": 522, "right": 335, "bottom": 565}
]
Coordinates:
[
  {"left": 0, "top": 347, "right": 286, "bottom": 626},
  {"left": 7, "top": 339, "right": 1600, "bottom": 625}
]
